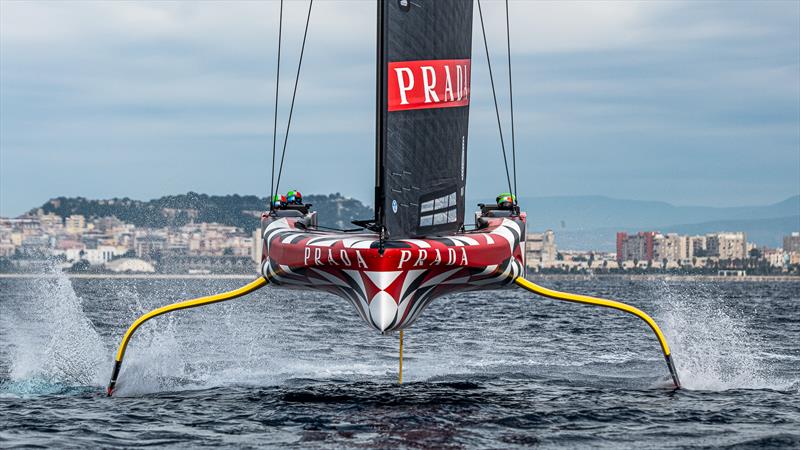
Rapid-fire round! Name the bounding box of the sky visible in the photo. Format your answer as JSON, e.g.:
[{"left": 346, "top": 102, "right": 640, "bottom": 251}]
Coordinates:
[{"left": 1, "top": 0, "right": 798, "bottom": 217}]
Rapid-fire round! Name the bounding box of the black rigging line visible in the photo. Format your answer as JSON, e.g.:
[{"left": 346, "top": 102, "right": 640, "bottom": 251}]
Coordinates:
[
  {"left": 477, "top": 0, "right": 514, "bottom": 200},
  {"left": 505, "top": 0, "right": 518, "bottom": 203},
  {"left": 269, "top": 0, "right": 283, "bottom": 211},
  {"left": 274, "top": 0, "right": 313, "bottom": 203}
]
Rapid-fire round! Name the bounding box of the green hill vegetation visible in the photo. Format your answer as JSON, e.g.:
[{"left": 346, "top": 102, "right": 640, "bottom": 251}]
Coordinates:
[{"left": 32, "top": 192, "right": 373, "bottom": 231}]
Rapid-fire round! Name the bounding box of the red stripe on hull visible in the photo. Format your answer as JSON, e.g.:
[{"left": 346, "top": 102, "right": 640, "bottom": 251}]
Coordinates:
[{"left": 260, "top": 215, "right": 525, "bottom": 332}]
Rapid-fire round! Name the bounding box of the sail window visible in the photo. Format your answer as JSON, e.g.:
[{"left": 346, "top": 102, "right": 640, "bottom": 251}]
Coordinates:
[
  {"left": 418, "top": 190, "right": 459, "bottom": 228},
  {"left": 447, "top": 208, "right": 457, "bottom": 223}
]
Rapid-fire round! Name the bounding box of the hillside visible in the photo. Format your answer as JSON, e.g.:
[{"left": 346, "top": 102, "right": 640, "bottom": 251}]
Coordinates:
[
  {"left": 32, "top": 192, "right": 374, "bottom": 231},
  {"left": 466, "top": 194, "right": 798, "bottom": 250},
  {"left": 26, "top": 193, "right": 798, "bottom": 249},
  {"left": 664, "top": 215, "right": 800, "bottom": 249},
  {"left": 515, "top": 195, "right": 799, "bottom": 231},
  {"left": 554, "top": 215, "right": 799, "bottom": 251}
]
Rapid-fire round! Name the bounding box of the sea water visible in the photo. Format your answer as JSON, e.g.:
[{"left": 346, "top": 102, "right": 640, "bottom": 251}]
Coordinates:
[{"left": 0, "top": 273, "right": 798, "bottom": 448}]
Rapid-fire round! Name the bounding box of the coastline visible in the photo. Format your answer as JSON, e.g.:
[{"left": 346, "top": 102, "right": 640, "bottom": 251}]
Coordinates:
[
  {"left": 1, "top": 273, "right": 797, "bottom": 282},
  {"left": 0, "top": 273, "right": 258, "bottom": 280},
  {"left": 530, "top": 274, "right": 799, "bottom": 282}
]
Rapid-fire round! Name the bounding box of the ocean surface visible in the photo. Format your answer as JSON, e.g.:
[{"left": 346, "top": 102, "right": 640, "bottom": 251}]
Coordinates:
[{"left": 1, "top": 273, "right": 798, "bottom": 448}]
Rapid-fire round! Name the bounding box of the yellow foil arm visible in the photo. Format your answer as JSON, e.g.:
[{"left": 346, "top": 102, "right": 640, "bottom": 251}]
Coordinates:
[
  {"left": 107, "top": 277, "right": 268, "bottom": 396},
  {"left": 514, "top": 277, "right": 680, "bottom": 388}
]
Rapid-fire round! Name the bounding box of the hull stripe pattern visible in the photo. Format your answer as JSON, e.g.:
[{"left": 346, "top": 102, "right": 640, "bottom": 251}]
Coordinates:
[{"left": 260, "top": 216, "right": 526, "bottom": 332}]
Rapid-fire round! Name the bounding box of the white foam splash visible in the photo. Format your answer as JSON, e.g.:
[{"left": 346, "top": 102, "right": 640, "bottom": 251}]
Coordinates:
[
  {"left": 5, "top": 274, "right": 794, "bottom": 396},
  {"left": 654, "top": 281, "right": 794, "bottom": 391},
  {"left": 2, "top": 267, "right": 108, "bottom": 393},
  {"left": 108, "top": 288, "right": 390, "bottom": 395}
]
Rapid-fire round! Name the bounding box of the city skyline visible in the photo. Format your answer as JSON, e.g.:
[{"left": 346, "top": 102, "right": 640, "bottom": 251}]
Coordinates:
[
  {"left": 2, "top": 1, "right": 799, "bottom": 216},
  {"left": 3, "top": 210, "right": 798, "bottom": 275}
]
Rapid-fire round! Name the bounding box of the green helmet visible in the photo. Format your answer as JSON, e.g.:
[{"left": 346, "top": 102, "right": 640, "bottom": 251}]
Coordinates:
[
  {"left": 272, "top": 193, "right": 287, "bottom": 208},
  {"left": 496, "top": 192, "right": 516, "bottom": 205},
  {"left": 286, "top": 190, "right": 303, "bottom": 205}
]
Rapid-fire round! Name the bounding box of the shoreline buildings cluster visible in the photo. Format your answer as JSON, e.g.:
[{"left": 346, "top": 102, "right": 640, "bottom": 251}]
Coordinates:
[
  {"left": 1, "top": 210, "right": 798, "bottom": 275},
  {"left": 1, "top": 212, "right": 261, "bottom": 274},
  {"left": 526, "top": 230, "right": 799, "bottom": 275}
]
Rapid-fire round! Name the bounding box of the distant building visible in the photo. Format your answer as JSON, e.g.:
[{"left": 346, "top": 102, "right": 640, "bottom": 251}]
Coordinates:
[
  {"left": 616, "top": 231, "right": 655, "bottom": 262},
  {"left": 706, "top": 232, "right": 747, "bottom": 260},
  {"left": 687, "top": 235, "right": 706, "bottom": 257},
  {"left": 653, "top": 233, "right": 687, "bottom": 263},
  {"left": 37, "top": 213, "right": 63, "bottom": 231},
  {"left": 762, "top": 248, "right": 785, "bottom": 268},
  {"left": 65, "top": 215, "right": 86, "bottom": 234},
  {"left": 784, "top": 232, "right": 800, "bottom": 253},
  {"left": 789, "top": 251, "right": 800, "bottom": 266},
  {"left": 105, "top": 258, "right": 156, "bottom": 273},
  {"left": 526, "top": 230, "right": 556, "bottom": 269},
  {"left": 18, "top": 234, "right": 50, "bottom": 257},
  {"left": 93, "top": 216, "right": 125, "bottom": 233},
  {"left": 54, "top": 239, "right": 86, "bottom": 262},
  {"left": 83, "top": 245, "right": 124, "bottom": 265},
  {"left": 252, "top": 229, "right": 263, "bottom": 264},
  {"left": 135, "top": 235, "right": 167, "bottom": 260},
  {"left": 615, "top": 230, "right": 754, "bottom": 267},
  {"left": 4, "top": 216, "right": 42, "bottom": 236},
  {"left": 718, "top": 269, "right": 746, "bottom": 277}
]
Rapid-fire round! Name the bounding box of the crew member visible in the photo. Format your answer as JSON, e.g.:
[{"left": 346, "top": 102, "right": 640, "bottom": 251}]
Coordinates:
[
  {"left": 496, "top": 192, "right": 515, "bottom": 210},
  {"left": 287, "top": 190, "right": 303, "bottom": 205},
  {"left": 272, "top": 193, "right": 287, "bottom": 210}
]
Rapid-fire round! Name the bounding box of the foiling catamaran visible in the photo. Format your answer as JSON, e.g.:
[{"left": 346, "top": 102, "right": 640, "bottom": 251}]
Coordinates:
[{"left": 107, "top": 0, "right": 680, "bottom": 395}]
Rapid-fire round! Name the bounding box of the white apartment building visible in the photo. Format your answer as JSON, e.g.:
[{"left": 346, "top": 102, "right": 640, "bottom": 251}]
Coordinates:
[
  {"left": 252, "top": 229, "right": 263, "bottom": 264},
  {"left": 83, "top": 245, "right": 126, "bottom": 265},
  {"left": 687, "top": 235, "right": 707, "bottom": 258},
  {"left": 653, "top": 233, "right": 688, "bottom": 263},
  {"left": 526, "top": 230, "right": 557, "bottom": 268},
  {"left": 706, "top": 232, "right": 747, "bottom": 260},
  {"left": 784, "top": 232, "right": 800, "bottom": 253},
  {"left": 65, "top": 215, "right": 86, "bottom": 234},
  {"left": 617, "top": 231, "right": 750, "bottom": 266},
  {"left": 762, "top": 248, "right": 786, "bottom": 268}
]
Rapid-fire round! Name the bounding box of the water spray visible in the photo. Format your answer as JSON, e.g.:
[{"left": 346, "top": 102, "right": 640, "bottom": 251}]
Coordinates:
[{"left": 107, "top": 277, "right": 268, "bottom": 396}]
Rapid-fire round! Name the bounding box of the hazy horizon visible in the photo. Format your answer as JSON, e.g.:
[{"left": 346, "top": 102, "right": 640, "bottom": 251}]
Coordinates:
[
  {"left": 6, "top": 190, "right": 797, "bottom": 219},
  {"left": 2, "top": 1, "right": 799, "bottom": 216}
]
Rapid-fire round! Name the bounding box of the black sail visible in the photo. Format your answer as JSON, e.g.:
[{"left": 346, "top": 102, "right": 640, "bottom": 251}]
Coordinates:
[{"left": 376, "top": 0, "right": 473, "bottom": 239}]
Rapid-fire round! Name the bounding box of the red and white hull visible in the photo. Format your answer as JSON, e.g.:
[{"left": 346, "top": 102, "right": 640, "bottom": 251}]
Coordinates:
[{"left": 260, "top": 214, "right": 526, "bottom": 332}]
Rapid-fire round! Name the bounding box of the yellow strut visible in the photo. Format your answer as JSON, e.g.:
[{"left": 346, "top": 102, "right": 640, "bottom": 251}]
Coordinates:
[
  {"left": 398, "top": 329, "right": 404, "bottom": 384},
  {"left": 107, "top": 277, "right": 268, "bottom": 396},
  {"left": 514, "top": 277, "right": 681, "bottom": 388}
]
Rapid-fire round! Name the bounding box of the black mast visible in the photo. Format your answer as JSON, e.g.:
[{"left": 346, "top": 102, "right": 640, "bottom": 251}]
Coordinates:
[
  {"left": 374, "top": 0, "right": 385, "bottom": 231},
  {"left": 366, "top": 0, "right": 473, "bottom": 239}
]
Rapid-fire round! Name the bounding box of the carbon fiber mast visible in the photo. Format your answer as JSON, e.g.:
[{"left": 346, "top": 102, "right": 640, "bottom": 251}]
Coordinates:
[
  {"left": 375, "top": 0, "right": 387, "bottom": 243},
  {"left": 376, "top": 0, "right": 473, "bottom": 239}
]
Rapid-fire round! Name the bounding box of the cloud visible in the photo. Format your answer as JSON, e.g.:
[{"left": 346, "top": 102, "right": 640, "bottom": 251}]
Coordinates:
[{"left": 1, "top": 0, "right": 798, "bottom": 216}]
